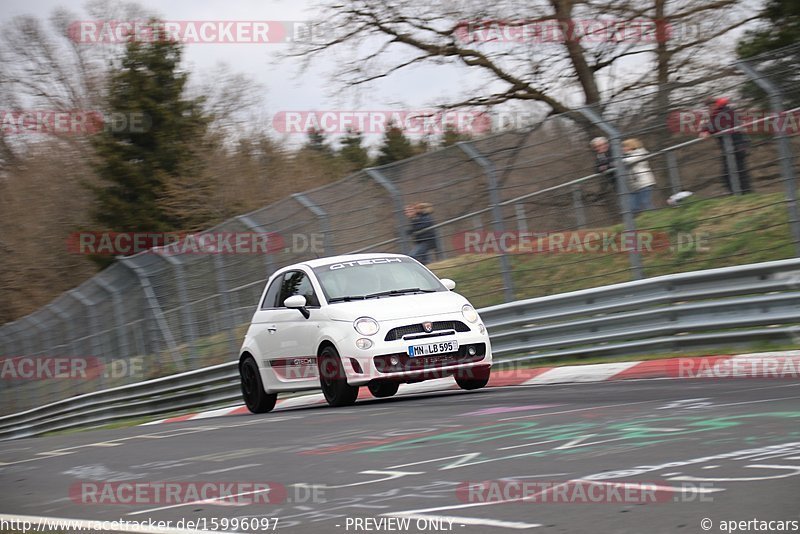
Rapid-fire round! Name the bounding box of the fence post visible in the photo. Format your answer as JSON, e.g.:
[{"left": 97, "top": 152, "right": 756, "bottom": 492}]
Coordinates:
[
  {"left": 69, "top": 290, "right": 103, "bottom": 357},
  {"left": 571, "top": 185, "right": 587, "bottom": 228},
  {"left": 292, "top": 193, "right": 332, "bottom": 255},
  {"left": 0, "top": 324, "right": 8, "bottom": 357},
  {"left": 11, "top": 318, "right": 32, "bottom": 357},
  {"left": 457, "top": 141, "right": 516, "bottom": 302},
  {"left": 24, "top": 315, "right": 48, "bottom": 356},
  {"left": 158, "top": 254, "right": 198, "bottom": 364},
  {"left": 48, "top": 302, "right": 76, "bottom": 357},
  {"left": 366, "top": 168, "right": 410, "bottom": 255},
  {"left": 665, "top": 151, "right": 682, "bottom": 195},
  {"left": 48, "top": 302, "right": 77, "bottom": 402},
  {"left": 21, "top": 316, "right": 51, "bottom": 408},
  {"left": 119, "top": 257, "right": 185, "bottom": 372},
  {"left": 3, "top": 322, "right": 24, "bottom": 412},
  {"left": 213, "top": 253, "right": 241, "bottom": 357},
  {"left": 578, "top": 107, "right": 645, "bottom": 280},
  {"left": 237, "top": 214, "right": 277, "bottom": 276},
  {"left": 95, "top": 276, "right": 130, "bottom": 359},
  {"left": 737, "top": 59, "right": 800, "bottom": 257},
  {"left": 514, "top": 204, "right": 529, "bottom": 233}
]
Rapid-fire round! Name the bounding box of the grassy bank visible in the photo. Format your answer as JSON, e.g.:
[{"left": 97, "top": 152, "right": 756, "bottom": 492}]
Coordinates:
[{"left": 429, "top": 192, "right": 796, "bottom": 308}]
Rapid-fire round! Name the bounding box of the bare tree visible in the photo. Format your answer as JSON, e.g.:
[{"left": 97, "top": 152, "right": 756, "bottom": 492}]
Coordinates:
[{"left": 287, "top": 0, "right": 760, "bottom": 122}]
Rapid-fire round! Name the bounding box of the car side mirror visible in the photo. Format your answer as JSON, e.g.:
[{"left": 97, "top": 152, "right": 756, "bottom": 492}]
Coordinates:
[
  {"left": 284, "top": 295, "right": 310, "bottom": 319},
  {"left": 441, "top": 278, "right": 456, "bottom": 291}
]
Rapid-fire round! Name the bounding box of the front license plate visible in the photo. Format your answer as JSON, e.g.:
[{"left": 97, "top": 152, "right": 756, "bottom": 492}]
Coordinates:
[{"left": 408, "top": 340, "right": 459, "bottom": 357}]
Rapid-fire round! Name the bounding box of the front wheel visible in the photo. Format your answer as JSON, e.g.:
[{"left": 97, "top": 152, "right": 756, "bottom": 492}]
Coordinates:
[
  {"left": 368, "top": 381, "right": 400, "bottom": 398},
  {"left": 455, "top": 366, "right": 491, "bottom": 390},
  {"left": 318, "top": 346, "right": 359, "bottom": 407},
  {"left": 240, "top": 357, "right": 277, "bottom": 413}
]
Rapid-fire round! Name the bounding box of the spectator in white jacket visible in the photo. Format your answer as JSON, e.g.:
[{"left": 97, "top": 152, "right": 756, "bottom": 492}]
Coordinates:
[{"left": 622, "top": 138, "right": 657, "bottom": 214}]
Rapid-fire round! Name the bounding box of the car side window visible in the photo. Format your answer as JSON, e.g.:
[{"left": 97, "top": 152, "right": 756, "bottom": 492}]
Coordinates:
[
  {"left": 278, "top": 271, "right": 320, "bottom": 307},
  {"left": 260, "top": 277, "right": 283, "bottom": 309}
]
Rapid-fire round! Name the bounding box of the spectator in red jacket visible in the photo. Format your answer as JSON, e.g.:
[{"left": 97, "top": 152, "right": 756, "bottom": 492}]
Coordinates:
[{"left": 699, "top": 97, "right": 753, "bottom": 194}]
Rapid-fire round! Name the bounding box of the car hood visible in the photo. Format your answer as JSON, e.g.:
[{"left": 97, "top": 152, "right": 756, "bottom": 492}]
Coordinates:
[{"left": 325, "top": 291, "right": 471, "bottom": 322}]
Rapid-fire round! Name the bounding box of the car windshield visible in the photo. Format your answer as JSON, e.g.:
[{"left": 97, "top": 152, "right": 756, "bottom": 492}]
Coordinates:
[{"left": 313, "top": 257, "right": 445, "bottom": 302}]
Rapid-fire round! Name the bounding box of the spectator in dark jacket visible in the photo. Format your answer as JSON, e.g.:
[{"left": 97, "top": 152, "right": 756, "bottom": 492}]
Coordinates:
[
  {"left": 404, "top": 202, "right": 437, "bottom": 264},
  {"left": 699, "top": 97, "right": 753, "bottom": 194},
  {"left": 591, "top": 136, "right": 616, "bottom": 191}
]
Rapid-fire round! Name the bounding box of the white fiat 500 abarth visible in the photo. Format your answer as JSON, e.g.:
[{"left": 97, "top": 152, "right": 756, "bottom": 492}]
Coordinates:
[{"left": 238, "top": 253, "right": 492, "bottom": 412}]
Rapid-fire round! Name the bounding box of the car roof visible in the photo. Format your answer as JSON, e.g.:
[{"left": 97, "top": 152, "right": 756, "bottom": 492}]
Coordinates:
[{"left": 298, "top": 253, "right": 410, "bottom": 269}]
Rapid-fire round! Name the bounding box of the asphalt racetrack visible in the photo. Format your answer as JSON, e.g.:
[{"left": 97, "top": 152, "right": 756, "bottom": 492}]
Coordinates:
[{"left": 2, "top": 378, "right": 799, "bottom": 534}]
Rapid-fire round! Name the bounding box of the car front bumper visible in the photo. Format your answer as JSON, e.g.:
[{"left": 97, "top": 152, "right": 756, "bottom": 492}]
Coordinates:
[{"left": 338, "top": 320, "right": 492, "bottom": 386}]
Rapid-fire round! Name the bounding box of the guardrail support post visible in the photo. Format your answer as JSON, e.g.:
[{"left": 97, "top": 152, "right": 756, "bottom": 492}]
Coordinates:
[
  {"left": 737, "top": 59, "right": 800, "bottom": 257},
  {"left": 458, "top": 141, "right": 516, "bottom": 302},
  {"left": 366, "top": 168, "right": 410, "bottom": 256},
  {"left": 578, "top": 107, "right": 645, "bottom": 280},
  {"left": 292, "top": 193, "right": 332, "bottom": 255},
  {"left": 119, "top": 257, "right": 185, "bottom": 372}
]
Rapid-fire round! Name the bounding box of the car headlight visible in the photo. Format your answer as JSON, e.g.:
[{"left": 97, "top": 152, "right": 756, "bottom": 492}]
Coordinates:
[
  {"left": 462, "top": 304, "right": 479, "bottom": 323},
  {"left": 354, "top": 316, "right": 380, "bottom": 336},
  {"left": 356, "top": 338, "right": 373, "bottom": 350}
]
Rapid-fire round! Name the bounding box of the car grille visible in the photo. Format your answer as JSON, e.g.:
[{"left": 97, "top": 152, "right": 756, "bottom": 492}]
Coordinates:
[
  {"left": 373, "top": 343, "right": 486, "bottom": 373},
  {"left": 384, "top": 320, "right": 470, "bottom": 341}
]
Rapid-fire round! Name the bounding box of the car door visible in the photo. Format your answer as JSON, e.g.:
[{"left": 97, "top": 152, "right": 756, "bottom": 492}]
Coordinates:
[{"left": 253, "top": 269, "right": 321, "bottom": 387}]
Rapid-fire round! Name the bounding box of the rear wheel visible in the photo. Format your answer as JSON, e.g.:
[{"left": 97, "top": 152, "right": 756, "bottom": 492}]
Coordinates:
[
  {"left": 318, "top": 346, "right": 359, "bottom": 407},
  {"left": 455, "top": 366, "right": 491, "bottom": 390},
  {"left": 368, "top": 381, "right": 400, "bottom": 398},
  {"left": 240, "top": 357, "right": 277, "bottom": 413}
]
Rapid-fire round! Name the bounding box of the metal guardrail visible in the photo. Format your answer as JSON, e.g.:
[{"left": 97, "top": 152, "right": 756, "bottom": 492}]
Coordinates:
[
  {"left": 482, "top": 258, "right": 800, "bottom": 363},
  {"left": 1, "top": 258, "right": 798, "bottom": 441}
]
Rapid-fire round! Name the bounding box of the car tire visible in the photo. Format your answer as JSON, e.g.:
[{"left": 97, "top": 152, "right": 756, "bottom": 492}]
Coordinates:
[
  {"left": 318, "top": 345, "right": 359, "bottom": 407},
  {"left": 455, "top": 366, "right": 491, "bottom": 390},
  {"left": 368, "top": 381, "right": 400, "bottom": 398},
  {"left": 240, "top": 357, "right": 278, "bottom": 413}
]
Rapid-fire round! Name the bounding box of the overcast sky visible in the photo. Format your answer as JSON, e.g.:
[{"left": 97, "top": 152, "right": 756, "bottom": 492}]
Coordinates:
[
  {"left": 1, "top": 0, "right": 479, "bottom": 146},
  {"left": 1, "top": 0, "right": 763, "bottom": 147}
]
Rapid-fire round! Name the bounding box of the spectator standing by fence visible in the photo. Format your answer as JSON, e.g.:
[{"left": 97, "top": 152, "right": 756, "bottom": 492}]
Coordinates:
[
  {"left": 621, "top": 138, "right": 657, "bottom": 214},
  {"left": 590, "top": 136, "right": 616, "bottom": 190},
  {"left": 404, "top": 202, "right": 438, "bottom": 264},
  {"left": 699, "top": 96, "right": 753, "bottom": 194}
]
